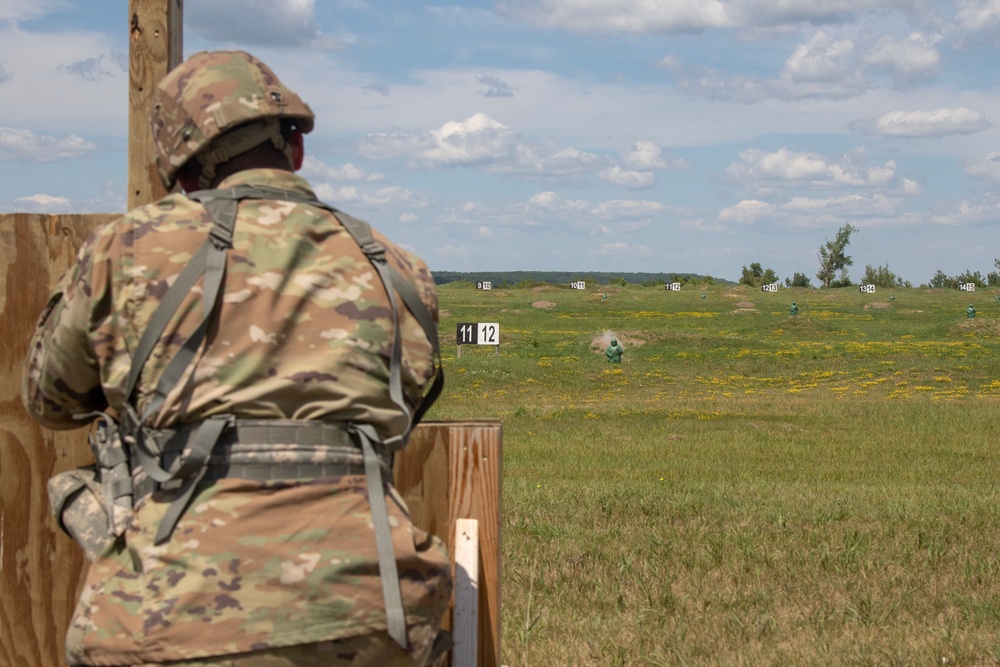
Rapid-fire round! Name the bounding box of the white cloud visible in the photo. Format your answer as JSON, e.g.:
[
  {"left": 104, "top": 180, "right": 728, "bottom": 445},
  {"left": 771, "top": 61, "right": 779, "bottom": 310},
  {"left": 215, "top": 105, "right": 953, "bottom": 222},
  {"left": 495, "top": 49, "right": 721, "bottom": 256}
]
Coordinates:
[
  {"left": 955, "top": 0, "right": 1000, "bottom": 33},
  {"left": 476, "top": 75, "right": 515, "bottom": 98},
  {"left": 59, "top": 51, "right": 127, "bottom": 81},
  {"left": 590, "top": 199, "right": 665, "bottom": 220},
  {"left": 300, "top": 155, "right": 383, "bottom": 182},
  {"left": 598, "top": 165, "right": 655, "bottom": 189},
  {"left": 731, "top": 0, "right": 920, "bottom": 27},
  {"left": 0, "top": 0, "right": 69, "bottom": 22},
  {"left": 184, "top": 0, "right": 326, "bottom": 47},
  {"left": 358, "top": 113, "right": 610, "bottom": 178},
  {"left": 621, "top": 141, "right": 669, "bottom": 170},
  {"left": 965, "top": 152, "right": 1000, "bottom": 181},
  {"left": 864, "top": 32, "right": 941, "bottom": 81},
  {"left": 850, "top": 108, "right": 993, "bottom": 137},
  {"left": 497, "top": 0, "right": 733, "bottom": 33},
  {"left": 778, "top": 31, "right": 868, "bottom": 99},
  {"left": 12, "top": 193, "right": 72, "bottom": 213},
  {"left": 497, "top": 0, "right": 920, "bottom": 34},
  {"left": 726, "top": 147, "right": 897, "bottom": 188},
  {"left": 0, "top": 127, "right": 96, "bottom": 161},
  {"left": 719, "top": 199, "right": 775, "bottom": 224}
]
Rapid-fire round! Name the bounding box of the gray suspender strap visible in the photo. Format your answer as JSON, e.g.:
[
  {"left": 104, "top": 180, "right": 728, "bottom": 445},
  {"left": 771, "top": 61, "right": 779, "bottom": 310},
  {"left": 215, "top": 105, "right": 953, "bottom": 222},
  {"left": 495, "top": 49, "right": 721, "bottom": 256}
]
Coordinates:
[
  {"left": 121, "top": 192, "right": 237, "bottom": 545},
  {"left": 351, "top": 423, "right": 408, "bottom": 647}
]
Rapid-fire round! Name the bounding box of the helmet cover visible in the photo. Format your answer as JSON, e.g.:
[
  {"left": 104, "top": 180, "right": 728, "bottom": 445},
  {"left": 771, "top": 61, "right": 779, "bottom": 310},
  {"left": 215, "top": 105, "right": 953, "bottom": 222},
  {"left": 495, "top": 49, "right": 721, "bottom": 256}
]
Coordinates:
[{"left": 150, "top": 50, "right": 314, "bottom": 189}]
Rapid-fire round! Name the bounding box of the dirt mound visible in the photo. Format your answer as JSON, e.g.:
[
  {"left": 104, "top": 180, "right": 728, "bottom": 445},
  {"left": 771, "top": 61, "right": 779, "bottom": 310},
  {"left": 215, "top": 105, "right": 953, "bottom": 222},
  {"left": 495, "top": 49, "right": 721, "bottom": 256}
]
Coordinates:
[
  {"left": 590, "top": 330, "right": 646, "bottom": 353},
  {"left": 862, "top": 302, "right": 892, "bottom": 309},
  {"left": 952, "top": 318, "right": 1000, "bottom": 337},
  {"left": 533, "top": 300, "right": 556, "bottom": 309}
]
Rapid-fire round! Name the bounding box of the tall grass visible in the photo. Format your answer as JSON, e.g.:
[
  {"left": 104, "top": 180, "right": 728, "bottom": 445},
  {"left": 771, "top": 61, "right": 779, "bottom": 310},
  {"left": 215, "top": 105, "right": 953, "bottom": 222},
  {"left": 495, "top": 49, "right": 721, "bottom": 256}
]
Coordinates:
[{"left": 430, "top": 283, "right": 1000, "bottom": 666}]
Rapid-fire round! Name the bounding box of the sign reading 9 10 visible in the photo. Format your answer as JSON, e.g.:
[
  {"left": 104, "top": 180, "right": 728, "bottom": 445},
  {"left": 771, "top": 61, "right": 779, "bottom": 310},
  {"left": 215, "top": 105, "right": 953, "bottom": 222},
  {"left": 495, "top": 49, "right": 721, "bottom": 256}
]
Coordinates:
[{"left": 456, "top": 322, "right": 500, "bottom": 345}]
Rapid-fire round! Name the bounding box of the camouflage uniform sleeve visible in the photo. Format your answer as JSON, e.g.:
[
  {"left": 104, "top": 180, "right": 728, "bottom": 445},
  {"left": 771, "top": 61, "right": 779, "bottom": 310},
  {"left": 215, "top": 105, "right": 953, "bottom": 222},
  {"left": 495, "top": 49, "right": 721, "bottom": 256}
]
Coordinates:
[{"left": 22, "top": 222, "right": 118, "bottom": 430}]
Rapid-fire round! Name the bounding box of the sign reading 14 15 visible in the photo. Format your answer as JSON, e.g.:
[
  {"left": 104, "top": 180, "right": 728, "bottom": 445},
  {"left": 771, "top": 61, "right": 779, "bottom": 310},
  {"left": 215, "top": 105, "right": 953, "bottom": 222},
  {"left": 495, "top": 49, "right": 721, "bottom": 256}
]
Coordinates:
[{"left": 457, "top": 322, "right": 500, "bottom": 345}]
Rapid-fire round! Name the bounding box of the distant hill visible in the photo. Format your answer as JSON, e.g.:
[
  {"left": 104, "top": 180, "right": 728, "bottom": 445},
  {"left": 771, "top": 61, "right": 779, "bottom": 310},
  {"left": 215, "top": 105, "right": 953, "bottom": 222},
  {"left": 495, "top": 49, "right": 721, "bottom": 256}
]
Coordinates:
[{"left": 432, "top": 270, "right": 733, "bottom": 287}]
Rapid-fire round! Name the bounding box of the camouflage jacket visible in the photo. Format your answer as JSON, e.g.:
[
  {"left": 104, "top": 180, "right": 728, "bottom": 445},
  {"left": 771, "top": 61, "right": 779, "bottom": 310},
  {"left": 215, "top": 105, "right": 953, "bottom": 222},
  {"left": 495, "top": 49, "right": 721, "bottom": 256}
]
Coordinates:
[{"left": 22, "top": 169, "right": 451, "bottom": 665}]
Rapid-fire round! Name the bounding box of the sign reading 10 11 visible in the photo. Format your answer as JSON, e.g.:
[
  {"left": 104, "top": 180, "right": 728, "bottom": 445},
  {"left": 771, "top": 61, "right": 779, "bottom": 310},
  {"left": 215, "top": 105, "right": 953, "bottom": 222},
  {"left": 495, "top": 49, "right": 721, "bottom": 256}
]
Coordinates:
[{"left": 456, "top": 322, "right": 500, "bottom": 345}]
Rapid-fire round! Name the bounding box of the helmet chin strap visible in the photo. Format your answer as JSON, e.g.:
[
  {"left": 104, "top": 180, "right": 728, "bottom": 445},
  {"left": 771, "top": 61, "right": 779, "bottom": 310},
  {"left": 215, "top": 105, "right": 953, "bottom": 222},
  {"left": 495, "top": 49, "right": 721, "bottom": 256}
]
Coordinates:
[{"left": 196, "top": 119, "right": 294, "bottom": 189}]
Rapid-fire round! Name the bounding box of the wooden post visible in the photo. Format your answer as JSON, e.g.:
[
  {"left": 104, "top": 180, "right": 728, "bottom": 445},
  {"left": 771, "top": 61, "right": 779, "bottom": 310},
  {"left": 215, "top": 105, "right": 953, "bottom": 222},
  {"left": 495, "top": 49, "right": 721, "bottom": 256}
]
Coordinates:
[
  {"left": 128, "top": 0, "right": 183, "bottom": 209},
  {"left": 395, "top": 421, "right": 503, "bottom": 667}
]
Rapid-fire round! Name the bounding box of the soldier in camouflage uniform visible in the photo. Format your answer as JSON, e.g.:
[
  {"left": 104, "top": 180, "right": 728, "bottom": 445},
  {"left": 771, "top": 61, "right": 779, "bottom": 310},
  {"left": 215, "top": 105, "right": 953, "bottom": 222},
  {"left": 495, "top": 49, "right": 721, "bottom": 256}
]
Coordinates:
[{"left": 22, "top": 51, "right": 450, "bottom": 667}]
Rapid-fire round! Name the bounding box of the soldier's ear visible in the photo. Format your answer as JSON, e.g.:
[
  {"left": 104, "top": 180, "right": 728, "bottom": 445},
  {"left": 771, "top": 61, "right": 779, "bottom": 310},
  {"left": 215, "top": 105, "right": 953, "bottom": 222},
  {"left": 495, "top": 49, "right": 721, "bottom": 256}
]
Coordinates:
[{"left": 291, "top": 129, "right": 304, "bottom": 171}]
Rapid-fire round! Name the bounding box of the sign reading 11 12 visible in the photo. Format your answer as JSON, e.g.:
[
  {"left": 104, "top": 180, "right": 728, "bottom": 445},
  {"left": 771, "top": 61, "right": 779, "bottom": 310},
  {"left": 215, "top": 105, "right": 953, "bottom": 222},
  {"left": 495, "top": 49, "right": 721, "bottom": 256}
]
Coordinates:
[{"left": 456, "top": 322, "right": 500, "bottom": 345}]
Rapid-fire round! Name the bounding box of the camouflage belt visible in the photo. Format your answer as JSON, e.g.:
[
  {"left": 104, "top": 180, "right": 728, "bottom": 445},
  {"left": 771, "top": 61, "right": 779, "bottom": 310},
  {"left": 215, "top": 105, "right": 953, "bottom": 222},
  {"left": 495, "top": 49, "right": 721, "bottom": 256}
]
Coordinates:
[
  {"left": 200, "top": 461, "right": 369, "bottom": 483},
  {"left": 137, "top": 419, "right": 390, "bottom": 495}
]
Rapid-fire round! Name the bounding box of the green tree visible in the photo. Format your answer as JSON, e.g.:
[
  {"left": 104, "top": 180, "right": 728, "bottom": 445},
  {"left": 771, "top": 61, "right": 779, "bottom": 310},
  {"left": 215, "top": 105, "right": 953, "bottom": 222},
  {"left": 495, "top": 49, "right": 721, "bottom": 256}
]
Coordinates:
[
  {"left": 956, "top": 270, "right": 986, "bottom": 287},
  {"left": 740, "top": 262, "right": 779, "bottom": 288},
  {"left": 785, "top": 272, "right": 812, "bottom": 288},
  {"left": 929, "top": 270, "right": 956, "bottom": 289},
  {"left": 988, "top": 258, "right": 1000, "bottom": 286},
  {"left": 816, "top": 224, "right": 858, "bottom": 289},
  {"left": 861, "top": 264, "right": 905, "bottom": 289}
]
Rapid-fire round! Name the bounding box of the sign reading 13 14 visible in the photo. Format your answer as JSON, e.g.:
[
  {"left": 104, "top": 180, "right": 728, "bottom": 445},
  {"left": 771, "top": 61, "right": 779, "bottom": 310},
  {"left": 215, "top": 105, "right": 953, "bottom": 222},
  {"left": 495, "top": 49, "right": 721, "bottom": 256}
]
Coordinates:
[{"left": 456, "top": 322, "right": 500, "bottom": 345}]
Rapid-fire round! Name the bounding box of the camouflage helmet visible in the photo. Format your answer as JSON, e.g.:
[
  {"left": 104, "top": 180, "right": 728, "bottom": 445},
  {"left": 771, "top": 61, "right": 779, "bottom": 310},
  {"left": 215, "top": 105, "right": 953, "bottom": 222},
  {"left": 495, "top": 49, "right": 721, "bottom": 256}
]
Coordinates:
[{"left": 150, "top": 50, "right": 315, "bottom": 190}]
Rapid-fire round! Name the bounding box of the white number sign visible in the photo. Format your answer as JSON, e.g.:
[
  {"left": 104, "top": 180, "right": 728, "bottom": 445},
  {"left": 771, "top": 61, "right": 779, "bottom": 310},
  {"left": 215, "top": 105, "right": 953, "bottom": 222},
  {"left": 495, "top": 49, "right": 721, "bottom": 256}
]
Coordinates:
[
  {"left": 762, "top": 283, "right": 778, "bottom": 293},
  {"left": 666, "top": 282, "right": 681, "bottom": 291},
  {"left": 456, "top": 322, "right": 500, "bottom": 345},
  {"left": 570, "top": 281, "right": 586, "bottom": 290},
  {"left": 477, "top": 281, "right": 492, "bottom": 290},
  {"left": 960, "top": 283, "right": 976, "bottom": 292},
  {"left": 859, "top": 284, "right": 876, "bottom": 294}
]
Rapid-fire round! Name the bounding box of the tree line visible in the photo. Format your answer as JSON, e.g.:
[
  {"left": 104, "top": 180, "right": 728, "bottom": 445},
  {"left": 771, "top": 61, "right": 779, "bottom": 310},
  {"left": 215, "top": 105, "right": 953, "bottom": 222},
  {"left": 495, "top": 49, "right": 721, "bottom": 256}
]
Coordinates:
[
  {"left": 740, "top": 224, "right": 1000, "bottom": 290},
  {"left": 432, "top": 270, "right": 733, "bottom": 287},
  {"left": 435, "top": 226, "right": 1000, "bottom": 290}
]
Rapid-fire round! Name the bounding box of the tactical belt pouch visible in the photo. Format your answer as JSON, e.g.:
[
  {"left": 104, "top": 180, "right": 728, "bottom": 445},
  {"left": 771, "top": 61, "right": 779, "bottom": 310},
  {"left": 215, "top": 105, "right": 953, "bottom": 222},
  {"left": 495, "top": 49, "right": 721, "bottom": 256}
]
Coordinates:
[{"left": 48, "top": 414, "right": 133, "bottom": 561}]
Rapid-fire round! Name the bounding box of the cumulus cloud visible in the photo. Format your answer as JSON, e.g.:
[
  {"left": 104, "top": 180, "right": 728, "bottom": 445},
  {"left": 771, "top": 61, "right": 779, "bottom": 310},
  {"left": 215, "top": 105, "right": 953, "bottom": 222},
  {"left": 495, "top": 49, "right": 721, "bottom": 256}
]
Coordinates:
[
  {"left": 0, "top": 127, "right": 96, "bottom": 161},
  {"left": 0, "top": 63, "right": 11, "bottom": 85},
  {"left": 965, "top": 152, "right": 1000, "bottom": 181},
  {"left": 726, "top": 147, "right": 896, "bottom": 188},
  {"left": 300, "top": 155, "right": 384, "bottom": 182},
  {"left": 850, "top": 108, "right": 993, "bottom": 137},
  {"left": 955, "top": 0, "right": 1000, "bottom": 34},
  {"left": 496, "top": 0, "right": 919, "bottom": 34},
  {"left": 0, "top": 0, "right": 67, "bottom": 22},
  {"left": 621, "top": 141, "right": 669, "bottom": 171},
  {"left": 58, "top": 51, "right": 127, "bottom": 81},
  {"left": 718, "top": 199, "right": 775, "bottom": 225},
  {"left": 358, "top": 112, "right": 611, "bottom": 178},
  {"left": 674, "top": 31, "right": 870, "bottom": 102},
  {"left": 670, "top": 27, "right": 947, "bottom": 103},
  {"left": 476, "top": 75, "right": 515, "bottom": 98},
  {"left": 497, "top": 0, "right": 733, "bottom": 33},
  {"left": 184, "top": 0, "right": 325, "bottom": 47},
  {"left": 864, "top": 32, "right": 941, "bottom": 81},
  {"left": 12, "top": 194, "right": 72, "bottom": 213},
  {"left": 599, "top": 165, "right": 655, "bottom": 189}
]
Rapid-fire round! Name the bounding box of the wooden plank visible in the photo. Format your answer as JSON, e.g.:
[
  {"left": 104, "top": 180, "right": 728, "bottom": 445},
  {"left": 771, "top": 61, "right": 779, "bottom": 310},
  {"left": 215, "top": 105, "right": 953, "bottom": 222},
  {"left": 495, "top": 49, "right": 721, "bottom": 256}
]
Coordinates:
[
  {"left": 448, "top": 422, "right": 502, "bottom": 667},
  {"left": 0, "top": 214, "right": 114, "bottom": 667},
  {"left": 453, "top": 518, "right": 480, "bottom": 667},
  {"left": 128, "top": 0, "right": 183, "bottom": 209},
  {"left": 395, "top": 420, "right": 503, "bottom": 667}
]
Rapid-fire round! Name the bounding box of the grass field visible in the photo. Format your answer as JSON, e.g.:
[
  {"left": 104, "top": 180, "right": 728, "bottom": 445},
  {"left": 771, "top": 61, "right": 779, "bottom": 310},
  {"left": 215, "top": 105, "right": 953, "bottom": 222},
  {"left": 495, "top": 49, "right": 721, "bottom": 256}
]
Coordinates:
[{"left": 427, "top": 282, "right": 1000, "bottom": 667}]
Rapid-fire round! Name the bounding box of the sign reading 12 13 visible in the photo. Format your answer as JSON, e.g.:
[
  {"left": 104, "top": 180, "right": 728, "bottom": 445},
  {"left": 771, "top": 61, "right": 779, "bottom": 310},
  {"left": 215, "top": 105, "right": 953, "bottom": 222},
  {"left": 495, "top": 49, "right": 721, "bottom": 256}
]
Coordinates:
[{"left": 456, "top": 322, "right": 500, "bottom": 345}]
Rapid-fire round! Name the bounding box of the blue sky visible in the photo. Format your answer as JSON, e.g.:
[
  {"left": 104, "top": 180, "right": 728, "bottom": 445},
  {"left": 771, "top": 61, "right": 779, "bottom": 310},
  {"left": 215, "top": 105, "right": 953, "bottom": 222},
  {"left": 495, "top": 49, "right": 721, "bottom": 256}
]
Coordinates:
[{"left": 4, "top": 0, "right": 1000, "bottom": 286}]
